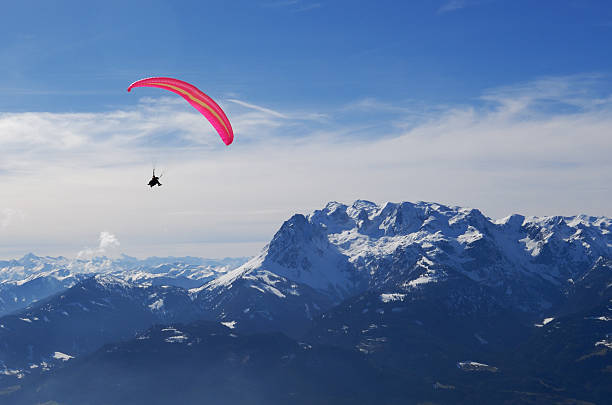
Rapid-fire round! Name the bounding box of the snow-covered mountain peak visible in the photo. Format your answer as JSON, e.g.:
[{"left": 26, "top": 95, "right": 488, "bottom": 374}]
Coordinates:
[
  {"left": 91, "top": 274, "right": 134, "bottom": 291},
  {"left": 494, "top": 213, "right": 526, "bottom": 230},
  {"left": 200, "top": 200, "right": 611, "bottom": 314},
  {"left": 19, "top": 253, "right": 41, "bottom": 264},
  {"left": 349, "top": 199, "right": 379, "bottom": 213},
  {"left": 200, "top": 254, "right": 265, "bottom": 293}
]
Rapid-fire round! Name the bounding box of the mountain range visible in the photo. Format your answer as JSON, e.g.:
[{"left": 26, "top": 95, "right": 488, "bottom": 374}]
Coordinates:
[
  {"left": 0, "top": 200, "right": 610, "bottom": 404},
  {"left": 0, "top": 254, "right": 247, "bottom": 316}
]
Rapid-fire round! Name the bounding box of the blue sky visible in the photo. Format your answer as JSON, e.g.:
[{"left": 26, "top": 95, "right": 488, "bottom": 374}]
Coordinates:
[
  {"left": 1, "top": 1, "right": 611, "bottom": 258},
  {"left": 2, "top": 0, "right": 612, "bottom": 112}
]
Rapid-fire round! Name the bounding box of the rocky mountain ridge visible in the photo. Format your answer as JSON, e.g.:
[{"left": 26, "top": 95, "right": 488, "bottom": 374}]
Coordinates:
[{"left": 196, "top": 200, "right": 611, "bottom": 332}]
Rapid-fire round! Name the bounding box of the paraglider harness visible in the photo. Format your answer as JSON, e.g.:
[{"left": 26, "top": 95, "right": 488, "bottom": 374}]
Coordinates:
[{"left": 148, "top": 169, "right": 162, "bottom": 187}]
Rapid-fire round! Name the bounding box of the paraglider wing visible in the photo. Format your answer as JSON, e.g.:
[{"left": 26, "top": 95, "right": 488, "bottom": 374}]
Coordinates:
[{"left": 127, "top": 77, "right": 233, "bottom": 146}]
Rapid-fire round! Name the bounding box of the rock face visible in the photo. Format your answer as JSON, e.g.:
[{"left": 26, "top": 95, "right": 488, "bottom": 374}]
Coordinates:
[{"left": 196, "top": 200, "right": 611, "bottom": 335}]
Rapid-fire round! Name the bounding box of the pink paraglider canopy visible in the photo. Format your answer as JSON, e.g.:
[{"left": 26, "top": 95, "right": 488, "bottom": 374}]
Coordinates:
[{"left": 127, "top": 77, "right": 234, "bottom": 146}]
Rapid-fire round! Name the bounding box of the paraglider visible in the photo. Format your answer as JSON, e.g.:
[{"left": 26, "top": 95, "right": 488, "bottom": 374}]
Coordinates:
[
  {"left": 127, "top": 77, "right": 234, "bottom": 146},
  {"left": 148, "top": 169, "right": 162, "bottom": 188}
]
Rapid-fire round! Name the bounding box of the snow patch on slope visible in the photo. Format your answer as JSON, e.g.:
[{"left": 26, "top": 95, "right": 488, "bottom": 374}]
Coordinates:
[{"left": 52, "top": 352, "right": 74, "bottom": 361}]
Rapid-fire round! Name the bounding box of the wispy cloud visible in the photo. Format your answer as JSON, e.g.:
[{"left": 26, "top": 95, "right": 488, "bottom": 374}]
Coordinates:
[
  {"left": 228, "top": 98, "right": 327, "bottom": 122},
  {"left": 1, "top": 75, "right": 610, "bottom": 258},
  {"left": 480, "top": 73, "right": 612, "bottom": 112},
  {"left": 294, "top": 3, "right": 321, "bottom": 12},
  {"left": 261, "top": 0, "right": 300, "bottom": 7},
  {"left": 341, "top": 98, "right": 410, "bottom": 113},
  {"left": 260, "top": 0, "right": 321, "bottom": 12},
  {"left": 438, "top": 0, "right": 468, "bottom": 13},
  {"left": 438, "top": 0, "right": 488, "bottom": 14},
  {"left": 227, "top": 99, "right": 288, "bottom": 119}
]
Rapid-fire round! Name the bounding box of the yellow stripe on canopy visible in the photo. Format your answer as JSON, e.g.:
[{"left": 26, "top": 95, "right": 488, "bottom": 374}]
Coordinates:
[{"left": 147, "top": 82, "right": 230, "bottom": 134}]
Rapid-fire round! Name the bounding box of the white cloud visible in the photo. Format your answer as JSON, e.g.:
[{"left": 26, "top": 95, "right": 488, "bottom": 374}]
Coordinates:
[
  {"left": 0, "top": 75, "right": 610, "bottom": 259},
  {"left": 1, "top": 208, "right": 25, "bottom": 230},
  {"left": 76, "top": 231, "right": 121, "bottom": 259}
]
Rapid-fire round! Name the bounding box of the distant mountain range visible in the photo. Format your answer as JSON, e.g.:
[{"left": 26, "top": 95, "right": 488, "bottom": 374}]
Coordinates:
[
  {"left": 0, "top": 254, "right": 248, "bottom": 316},
  {"left": 0, "top": 200, "right": 610, "bottom": 404}
]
